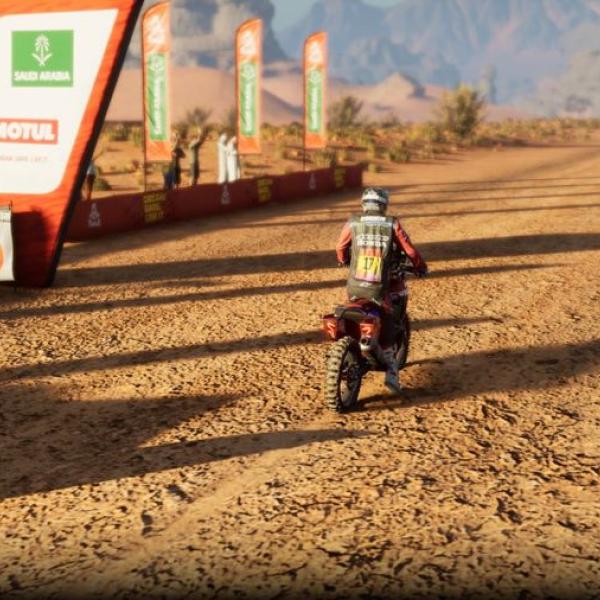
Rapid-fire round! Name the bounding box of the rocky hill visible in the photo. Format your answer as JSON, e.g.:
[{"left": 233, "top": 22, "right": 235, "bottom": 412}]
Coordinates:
[
  {"left": 281, "top": 0, "right": 600, "bottom": 108},
  {"left": 525, "top": 50, "right": 600, "bottom": 117},
  {"left": 124, "top": 0, "right": 600, "bottom": 116}
]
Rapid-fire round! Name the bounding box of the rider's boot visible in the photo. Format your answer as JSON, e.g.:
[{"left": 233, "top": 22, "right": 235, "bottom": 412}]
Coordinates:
[{"left": 383, "top": 347, "right": 403, "bottom": 394}]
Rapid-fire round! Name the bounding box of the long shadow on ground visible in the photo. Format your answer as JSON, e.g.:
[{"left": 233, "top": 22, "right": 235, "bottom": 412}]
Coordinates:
[
  {"left": 0, "top": 262, "right": 559, "bottom": 320},
  {"left": 0, "top": 381, "right": 363, "bottom": 498},
  {"left": 358, "top": 337, "right": 600, "bottom": 413},
  {"left": 0, "top": 316, "right": 495, "bottom": 381},
  {"left": 56, "top": 233, "right": 599, "bottom": 287}
]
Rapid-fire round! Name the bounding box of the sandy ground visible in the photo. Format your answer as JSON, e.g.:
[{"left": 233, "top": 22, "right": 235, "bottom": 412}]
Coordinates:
[{"left": 0, "top": 142, "right": 599, "bottom": 599}]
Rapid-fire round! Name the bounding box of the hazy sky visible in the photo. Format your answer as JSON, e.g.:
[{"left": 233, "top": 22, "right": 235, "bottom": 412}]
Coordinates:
[{"left": 272, "top": 0, "right": 401, "bottom": 32}]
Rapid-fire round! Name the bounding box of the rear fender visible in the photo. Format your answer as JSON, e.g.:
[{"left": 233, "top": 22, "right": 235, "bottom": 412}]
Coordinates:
[{"left": 322, "top": 314, "right": 345, "bottom": 341}]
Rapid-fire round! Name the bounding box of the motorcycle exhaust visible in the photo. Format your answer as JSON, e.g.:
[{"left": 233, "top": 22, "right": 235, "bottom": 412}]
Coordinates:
[{"left": 360, "top": 336, "right": 387, "bottom": 368}]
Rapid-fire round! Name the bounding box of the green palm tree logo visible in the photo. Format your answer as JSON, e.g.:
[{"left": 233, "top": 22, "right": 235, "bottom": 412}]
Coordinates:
[{"left": 32, "top": 35, "right": 52, "bottom": 67}]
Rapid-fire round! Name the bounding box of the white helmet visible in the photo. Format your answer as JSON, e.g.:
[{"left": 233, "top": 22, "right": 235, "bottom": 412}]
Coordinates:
[{"left": 361, "top": 187, "right": 389, "bottom": 212}]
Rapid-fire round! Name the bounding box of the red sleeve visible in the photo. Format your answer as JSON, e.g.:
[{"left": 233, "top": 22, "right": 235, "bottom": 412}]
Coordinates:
[
  {"left": 393, "top": 219, "right": 427, "bottom": 271},
  {"left": 336, "top": 221, "right": 353, "bottom": 263}
]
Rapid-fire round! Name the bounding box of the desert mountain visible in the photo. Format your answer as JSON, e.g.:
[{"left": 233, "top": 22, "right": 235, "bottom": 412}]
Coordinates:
[
  {"left": 106, "top": 63, "right": 525, "bottom": 126},
  {"left": 281, "top": 0, "right": 600, "bottom": 108},
  {"left": 525, "top": 50, "right": 600, "bottom": 118},
  {"left": 106, "top": 66, "right": 300, "bottom": 125}
]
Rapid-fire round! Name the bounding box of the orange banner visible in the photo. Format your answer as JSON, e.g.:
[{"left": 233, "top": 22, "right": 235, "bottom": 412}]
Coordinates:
[
  {"left": 0, "top": 0, "right": 143, "bottom": 287},
  {"left": 142, "top": 1, "right": 171, "bottom": 162},
  {"left": 236, "top": 18, "right": 262, "bottom": 155},
  {"left": 304, "top": 32, "right": 328, "bottom": 150}
]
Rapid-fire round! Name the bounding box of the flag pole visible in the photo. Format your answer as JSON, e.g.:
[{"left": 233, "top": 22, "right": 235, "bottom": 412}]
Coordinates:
[{"left": 141, "top": 51, "right": 148, "bottom": 192}]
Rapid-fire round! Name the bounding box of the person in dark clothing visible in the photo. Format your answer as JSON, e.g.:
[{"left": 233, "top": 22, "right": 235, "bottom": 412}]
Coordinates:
[
  {"left": 336, "top": 187, "right": 428, "bottom": 393},
  {"left": 170, "top": 134, "right": 185, "bottom": 188},
  {"left": 163, "top": 163, "right": 175, "bottom": 191},
  {"left": 83, "top": 160, "right": 97, "bottom": 201},
  {"left": 188, "top": 127, "right": 211, "bottom": 186}
]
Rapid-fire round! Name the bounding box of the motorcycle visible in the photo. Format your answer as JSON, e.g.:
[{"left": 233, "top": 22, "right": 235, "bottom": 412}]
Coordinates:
[{"left": 322, "top": 264, "right": 418, "bottom": 412}]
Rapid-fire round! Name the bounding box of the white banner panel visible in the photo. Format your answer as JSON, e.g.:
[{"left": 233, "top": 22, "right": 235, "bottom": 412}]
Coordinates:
[
  {"left": 0, "top": 10, "right": 117, "bottom": 195},
  {"left": 0, "top": 206, "right": 15, "bottom": 282}
]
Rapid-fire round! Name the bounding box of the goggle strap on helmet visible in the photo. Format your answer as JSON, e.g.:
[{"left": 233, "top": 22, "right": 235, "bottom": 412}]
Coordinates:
[{"left": 361, "top": 187, "right": 389, "bottom": 211}]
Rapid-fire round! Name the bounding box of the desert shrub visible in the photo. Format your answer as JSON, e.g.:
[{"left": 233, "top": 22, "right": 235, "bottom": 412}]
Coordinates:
[
  {"left": 221, "top": 107, "right": 237, "bottom": 137},
  {"left": 173, "top": 122, "right": 188, "bottom": 140},
  {"left": 314, "top": 148, "right": 338, "bottom": 168},
  {"left": 366, "top": 141, "right": 380, "bottom": 160},
  {"left": 262, "top": 122, "right": 278, "bottom": 142},
  {"left": 436, "top": 85, "right": 485, "bottom": 139},
  {"left": 93, "top": 177, "right": 112, "bottom": 191},
  {"left": 379, "top": 113, "right": 401, "bottom": 129},
  {"left": 136, "top": 171, "right": 145, "bottom": 188},
  {"left": 274, "top": 141, "right": 287, "bottom": 160},
  {"left": 329, "top": 96, "right": 364, "bottom": 131},
  {"left": 387, "top": 142, "right": 411, "bottom": 163},
  {"left": 175, "top": 107, "right": 212, "bottom": 140},
  {"left": 355, "top": 130, "right": 375, "bottom": 149},
  {"left": 285, "top": 122, "right": 303, "bottom": 138},
  {"left": 106, "top": 123, "right": 130, "bottom": 142},
  {"left": 131, "top": 126, "right": 143, "bottom": 148},
  {"left": 186, "top": 107, "right": 212, "bottom": 129},
  {"left": 416, "top": 121, "right": 446, "bottom": 144},
  {"left": 339, "top": 148, "right": 354, "bottom": 163}
]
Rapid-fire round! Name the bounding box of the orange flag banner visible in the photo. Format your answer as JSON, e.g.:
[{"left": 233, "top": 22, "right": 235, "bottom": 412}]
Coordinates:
[
  {"left": 142, "top": 1, "right": 171, "bottom": 162},
  {"left": 236, "top": 18, "right": 262, "bottom": 155},
  {"left": 0, "top": 0, "right": 142, "bottom": 286},
  {"left": 304, "top": 32, "right": 328, "bottom": 150}
]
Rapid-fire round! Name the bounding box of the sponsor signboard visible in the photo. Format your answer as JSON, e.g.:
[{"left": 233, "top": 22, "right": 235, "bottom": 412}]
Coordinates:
[
  {"left": 0, "top": 0, "right": 142, "bottom": 286},
  {"left": 142, "top": 1, "right": 171, "bottom": 163},
  {"left": 236, "top": 18, "right": 262, "bottom": 155},
  {"left": 12, "top": 30, "right": 74, "bottom": 87},
  {"left": 304, "top": 32, "right": 327, "bottom": 150}
]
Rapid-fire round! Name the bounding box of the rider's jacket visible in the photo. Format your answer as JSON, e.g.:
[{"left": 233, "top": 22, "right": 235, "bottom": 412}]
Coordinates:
[{"left": 336, "top": 213, "right": 427, "bottom": 305}]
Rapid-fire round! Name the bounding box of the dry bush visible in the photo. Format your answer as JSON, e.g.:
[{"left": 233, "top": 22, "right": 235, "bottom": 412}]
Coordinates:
[
  {"left": 274, "top": 141, "right": 287, "bottom": 160},
  {"left": 221, "top": 107, "right": 237, "bottom": 137},
  {"left": 436, "top": 85, "right": 486, "bottom": 140},
  {"left": 106, "top": 123, "right": 130, "bottom": 142},
  {"left": 131, "top": 126, "right": 143, "bottom": 148},
  {"left": 314, "top": 149, "right": 338, "bottom": 168},
  {"left": 285, "top": 122, "right": 303, "bottom": 139},
  {"left": 176, "top": 107, "right": 212, "bottom": 140},
  {"left": 387, "top": 141, "right": 411, "bottom": 163},
  {"left": 366, "top": 141, "right": 380, "bottom": 160},
  {"left": 261, "top": 123, "right": 278, "bottom": 142},
  {"left": 329, "top": 96, "right": 364, "bottom": 131},
  {"left": 93, "top": 177, "right": 112, "bottom": 191}
]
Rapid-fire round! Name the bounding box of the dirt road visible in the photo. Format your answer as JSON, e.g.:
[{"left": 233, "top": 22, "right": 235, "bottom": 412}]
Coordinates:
[{"left": 1, "top": 143, "right": 599, "bottom": 599}]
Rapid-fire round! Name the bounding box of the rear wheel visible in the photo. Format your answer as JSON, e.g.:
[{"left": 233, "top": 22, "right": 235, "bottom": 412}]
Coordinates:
[
  {"left": 325, "top": 337, "right": 363, "bottom": 412},
  {"left": 395, "top": 313, "right": 411, "bottom": 370}
]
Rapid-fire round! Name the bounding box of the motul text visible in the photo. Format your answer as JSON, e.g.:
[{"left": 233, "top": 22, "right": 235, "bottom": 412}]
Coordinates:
[{"left": 0, "top": 119, "right": 59, "bottom": 144}]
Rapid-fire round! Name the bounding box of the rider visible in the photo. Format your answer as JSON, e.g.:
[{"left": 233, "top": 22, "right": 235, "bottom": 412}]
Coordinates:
[{"left": 336, "top": 187, "right": 428, "bottom": 394}]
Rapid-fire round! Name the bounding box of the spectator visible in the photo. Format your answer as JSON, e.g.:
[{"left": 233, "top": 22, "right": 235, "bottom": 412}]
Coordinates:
[
  {"left": 162, "top": 163, "right": 175, "bottom": 191},
  {"left": 170, "top": 133, "right": 186, "bottom": 188},
  {"left": 217, "top": 132, "right": 228, "bottom": 184},
  {"left": 226, "top": 136, "right": 241, "bottom": 182},
  {"left": 188, "top": 126, "right": 211, "bottom": 186},
  {"left": 83, "top": 160, "right": 97, "bottom": 201}
]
